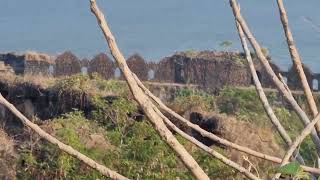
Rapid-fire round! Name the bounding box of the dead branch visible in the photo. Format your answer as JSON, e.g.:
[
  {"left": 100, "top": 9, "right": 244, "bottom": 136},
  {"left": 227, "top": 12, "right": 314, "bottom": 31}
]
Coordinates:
[
  {"left": 229, "top": 0, "right": 320, "bottom": 156},
  {"left": 274, "top": 113, "right": 320, "bottom": 179},
  {"left": 89, "top": 0, "right": 209, "bottom": 179},
  {"left": 233, "top": 7, "right": 305, "bottom": 164},
  {"left": 133, "top": 74, "right": 320, "bottom": 174},
  {"left": 276, "top": 0, "right": 320, "bottom": 133},
  {"left": 151, "top": 103, "right": 261, "bottom": 180},
  {"left": 0, "top": 94, "right": 128, "bottom": 180}
]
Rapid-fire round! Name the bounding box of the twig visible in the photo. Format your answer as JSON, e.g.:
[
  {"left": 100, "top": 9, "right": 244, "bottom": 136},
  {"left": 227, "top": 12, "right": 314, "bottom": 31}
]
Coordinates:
[{"left": 243, "top": 155, "right": 260, "bottom": 178}]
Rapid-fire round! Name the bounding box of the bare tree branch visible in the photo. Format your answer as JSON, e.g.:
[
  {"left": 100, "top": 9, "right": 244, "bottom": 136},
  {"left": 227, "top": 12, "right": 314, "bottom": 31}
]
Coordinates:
[
  {"left": 0, "top": 94, "right": 128, "bottom": 180},
  {"left": 152, "top": 103, "right": 261, "bottom": 180},
  {"left": 233, "top": 5, "right": 305, "bottom": 164},
  {"left": 132, "top": 74, "right": 320, "bottom": 174},
  {"left": 229, "top": 0, "right": 320, "bottom": 156},
  {"left": 276, "top": 0, "right": 320, "bottom": 133},
  {"left": 89, "top": 1, "right": 209, "bottom": 179},
  {"left": 274, "top": 113, "right": 320, "bottom": 179}
]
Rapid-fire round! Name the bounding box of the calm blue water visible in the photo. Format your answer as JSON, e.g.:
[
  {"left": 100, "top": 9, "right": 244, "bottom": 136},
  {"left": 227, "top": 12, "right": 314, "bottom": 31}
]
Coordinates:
[{"left": 0, "top": 0, "right": 319, "bottom": 72}]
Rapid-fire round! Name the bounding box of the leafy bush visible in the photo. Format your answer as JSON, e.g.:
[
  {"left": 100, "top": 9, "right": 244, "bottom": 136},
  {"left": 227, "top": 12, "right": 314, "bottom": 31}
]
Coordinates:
[
  {"left": 90, "top": 96, "right": 137, "bottom": 129},
  {"left": 15, "top": 107, "right": 239, "bottom": 179},
  {"left": 170, "top": 89, "right": 215, "bottom": 113}
]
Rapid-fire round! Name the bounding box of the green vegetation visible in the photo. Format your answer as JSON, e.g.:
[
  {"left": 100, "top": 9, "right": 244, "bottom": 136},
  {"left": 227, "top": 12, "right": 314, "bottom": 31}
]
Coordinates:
[
  {"left": 14, "top": 79, "right": 235, "bottom": 179},
  {"left": 217, "top": 87, "right": 317, "bottom": 166},
  {"left": 3, "top": 75, "right": 319, "bottom": 179},
  {"left": 51, "top": 73, "right": 129, "bottom": 97},
  {"left": 170, "top": 89, "right": 215, "bottom": 112},
  {"left": 16, "top": 108, "right": 235, "bottom": 179},
  {"left": 217, "top": 87, "right": 275, "bottom": 127}
]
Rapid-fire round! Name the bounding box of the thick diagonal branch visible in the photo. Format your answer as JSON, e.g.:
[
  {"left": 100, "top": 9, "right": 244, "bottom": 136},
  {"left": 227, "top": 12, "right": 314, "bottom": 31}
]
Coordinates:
[
  {"left": 89, "top": 1, "right": 209, "bottom": 179},
  {"left": 151, "top": 103, "right": 260, "bottom": 180},
  {"left": 274, "top": 113, "right": 320, "bottom": 179},
  {"left": 229, "top": 0, "right": 320, "bottom": 156},
  {"left": 276, "top": 0, "right": 320, "bottom": 133},
  {"left": 233, "top": 7, "right": 304, "bottom": 164},
  {"left": 0, "top": 94, "right": 128, "bottom": 180}
]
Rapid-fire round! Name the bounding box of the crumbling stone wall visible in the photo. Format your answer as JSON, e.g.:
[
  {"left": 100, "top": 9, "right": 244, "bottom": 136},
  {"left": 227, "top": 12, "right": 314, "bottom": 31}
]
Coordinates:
[
  {"left": 127, "top": 54, "right": 148, "bottom": 81},
  {"left": 154, "top": 57, "right": 176, "bottom": 83},
  {"left": 24, "top": 52, "right": 54, "bottom": 76},
  {"left": 253, "top": 57, "right": 281, "bottom": 88},
  {"left": 0, "top": 53, "right": 25, "bottom": 74},
  {"left": 54, "top": 51, "right": 81, "bottom": 77},
  {"left": 153, "top": 51, "right": 252, "bottom": 92},
  {"left": 0, "top": 61, "right": 14, "bottom": 74},
  {"left": 88, "top": 53, "right": 115, "bottom": 79},
  {"left": 286, "top": 64, "right": 313, "bottom": 90},
  {"left": 1, "top": 51, "right": 319, "bottom": 92}
]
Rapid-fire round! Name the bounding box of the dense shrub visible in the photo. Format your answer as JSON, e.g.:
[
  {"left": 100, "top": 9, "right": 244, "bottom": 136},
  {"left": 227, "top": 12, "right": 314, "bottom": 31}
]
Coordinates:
[{"left": 170, "top": 89, "right": 215, "bottom": 113}]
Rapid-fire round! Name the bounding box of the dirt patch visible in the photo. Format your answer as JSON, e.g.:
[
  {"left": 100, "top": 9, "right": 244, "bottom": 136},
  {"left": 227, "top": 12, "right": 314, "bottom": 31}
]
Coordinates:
[{"left": 186, "top": 111, "right": 283, "bottom": 178}]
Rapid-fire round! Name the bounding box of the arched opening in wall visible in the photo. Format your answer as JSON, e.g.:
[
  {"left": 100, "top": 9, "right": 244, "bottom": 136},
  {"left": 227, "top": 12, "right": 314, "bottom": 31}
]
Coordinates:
[
  {"left": 114, "top": 68, "right": 121, "bottom": 79},
  {"left": 48, "top": 65, "right": 54, "bottom": 75},
  {"left": 81, "top": 67, "right": 88, "bottom": 75},
  {"left": 313, "top": 79, "right": 319, "bottom": 91},
  {"left": 283, "top": 76, "right": 288, "bottom": 84},
  {"left": 148, "top": 69, "right": 155, "bottom": 81}
]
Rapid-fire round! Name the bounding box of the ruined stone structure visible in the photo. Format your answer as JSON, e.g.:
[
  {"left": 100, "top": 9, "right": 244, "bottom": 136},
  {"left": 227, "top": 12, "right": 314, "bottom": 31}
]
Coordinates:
[
  {"left": 127, "top": 54, "right": 148, "bottom": 81},
  {"left": 155, "top": 51, "right": 252, "bottom": 92},
  {"left": 253, "top": 56, "right": 281, "bottom": 88},
  {"left": 88, "top": 53, "right": 115, "bottom": 79},
  {"left": 0, "top": 53, "right": 25, "bottom": 74},
  {"left": 153, "top": 51, "right": 285, "bottom": 92},
  {"left": 24, "top": 52, "right": 54, "bottom": 75},
  {"left": 0, "top": 61, "right": 14, "bottom": 74},
  {"left": 286, "top": 64, "right": 313, "bottom": 90},
  {"left": 1, "top": 50, "right": 319, "bottom": 92},
  {"left": 0, "top": 52, "right": 53, "bottom": 75},
  {"left": 54, "top": 51, "right": 81, "bottom": 77}
]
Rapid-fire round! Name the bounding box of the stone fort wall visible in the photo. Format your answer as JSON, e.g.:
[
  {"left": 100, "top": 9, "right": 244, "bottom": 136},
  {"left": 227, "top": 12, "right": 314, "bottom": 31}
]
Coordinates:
[{"left": 0, "top": 51, "right": 319, "bottom": 92}]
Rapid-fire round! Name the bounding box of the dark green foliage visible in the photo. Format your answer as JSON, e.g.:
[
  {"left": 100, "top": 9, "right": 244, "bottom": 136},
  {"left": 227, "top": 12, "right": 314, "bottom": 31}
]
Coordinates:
[
  {"left": 51, "top": 74, "right": 129, "bottom": 97},
  {"left": 13, "top": 76, "right": 320, "bottom": 179},
  {"left": 171, "top": 89, "right": 215, "bottom": 112},
  {"left": 16, "top": 107, "right": 235, "bottom": 179},
  {"left": 217, "top": 87, "right": 272, "bottom": 127},
  {"left": 90, "top": 96, "right": 137, "bottom": 128},
  {"left": 274, "top": 161, "right": 311, "bottom": 180}
]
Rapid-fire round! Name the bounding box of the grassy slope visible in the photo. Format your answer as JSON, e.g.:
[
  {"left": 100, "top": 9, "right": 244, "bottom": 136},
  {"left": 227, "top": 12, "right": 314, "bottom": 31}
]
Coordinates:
[{"left": 1, "top": 74, "right": 318, "bottom": 179}]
